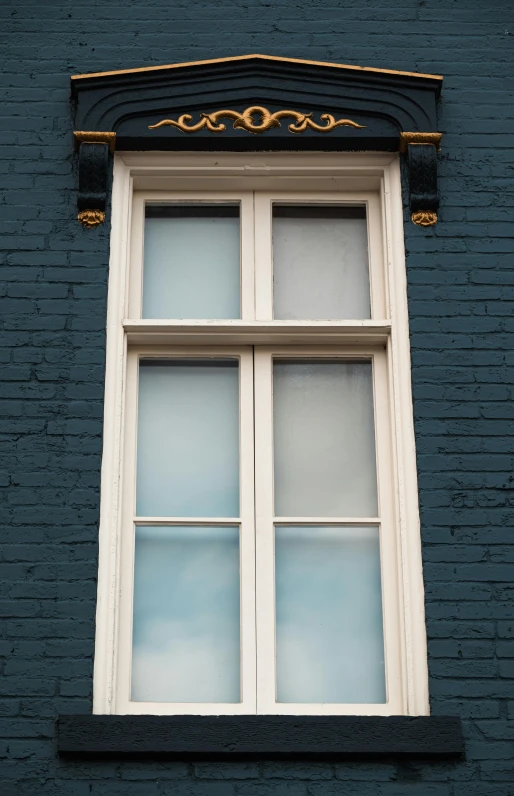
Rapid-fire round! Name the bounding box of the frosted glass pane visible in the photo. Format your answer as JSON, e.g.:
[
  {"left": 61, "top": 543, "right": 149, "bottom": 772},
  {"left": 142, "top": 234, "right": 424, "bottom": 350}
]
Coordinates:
[
  {"left": 275, "top": 525, "right": 385, "bottom": 703},
  {"left": 273, "top": 361, "right": 378, "bottom": 517},
  {"left": 143, "top": 205, "right": 240, "bottom": 319},
  {"left": 136, "top": 360, "right": 239, "bottom": 517},
  {"left": 131, "top": 525, "right": 240, "bottom": 703},
  {"left": 273, "top": 205, "right": 370, "bottom": 320}
]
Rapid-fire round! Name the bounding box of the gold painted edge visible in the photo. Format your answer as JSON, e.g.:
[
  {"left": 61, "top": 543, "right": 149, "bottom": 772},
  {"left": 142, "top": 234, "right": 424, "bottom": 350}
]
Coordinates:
[
  {"left": 74, "top": 131, "right": 116, "bottom": 153},
  {"left": 399, "top": 132, "right": 442, "bottom": 152},
  {"left": 70, "top": 53, "right": 443, "bottom": 83}
]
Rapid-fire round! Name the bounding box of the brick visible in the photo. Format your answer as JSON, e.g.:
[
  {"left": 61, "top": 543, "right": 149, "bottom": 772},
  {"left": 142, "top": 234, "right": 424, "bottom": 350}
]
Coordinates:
[{"left": 1, "top": 3, "right": 514, "bottom": 794}]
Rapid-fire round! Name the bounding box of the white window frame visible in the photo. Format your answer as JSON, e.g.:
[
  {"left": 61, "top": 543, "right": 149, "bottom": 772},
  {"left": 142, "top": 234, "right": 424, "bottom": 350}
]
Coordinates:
[{"left": 94, "top": 152, "right": 428, "bottom": 717}]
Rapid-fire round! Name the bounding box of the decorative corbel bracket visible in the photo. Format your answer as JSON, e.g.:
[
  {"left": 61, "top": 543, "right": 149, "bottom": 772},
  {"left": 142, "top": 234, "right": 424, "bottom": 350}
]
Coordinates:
[
  {"left": 400, "top": 132, "right": 442, "bottom": 226},
  {"left": 74, "top": 132, "right": 116, "bottom": 228}
]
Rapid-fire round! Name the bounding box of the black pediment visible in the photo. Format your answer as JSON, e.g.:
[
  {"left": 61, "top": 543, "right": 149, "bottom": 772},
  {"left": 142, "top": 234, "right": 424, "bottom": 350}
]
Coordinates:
[
  {"left": 70, "top": 54, "right": 443, "bottom": 227},
  {"left": 72, "top": 53, "right": 441, "bottom": 151}
]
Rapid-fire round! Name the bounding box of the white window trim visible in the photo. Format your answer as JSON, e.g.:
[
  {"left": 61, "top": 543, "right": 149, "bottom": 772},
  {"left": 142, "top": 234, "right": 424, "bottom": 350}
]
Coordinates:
[{"left": 94, "top": 152, "right": 428, "bottom": 717}]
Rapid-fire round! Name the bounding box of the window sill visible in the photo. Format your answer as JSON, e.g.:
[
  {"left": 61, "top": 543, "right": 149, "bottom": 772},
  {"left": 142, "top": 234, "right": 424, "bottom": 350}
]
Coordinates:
[{"left": 57, "top": 715, "right": 463, "bottom": 759}]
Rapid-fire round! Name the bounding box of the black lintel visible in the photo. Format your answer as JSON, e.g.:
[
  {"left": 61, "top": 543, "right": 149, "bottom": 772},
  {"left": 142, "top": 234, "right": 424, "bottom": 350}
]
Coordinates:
[{"left": 58, "top": 715, "right": 463, "bottom": 759}]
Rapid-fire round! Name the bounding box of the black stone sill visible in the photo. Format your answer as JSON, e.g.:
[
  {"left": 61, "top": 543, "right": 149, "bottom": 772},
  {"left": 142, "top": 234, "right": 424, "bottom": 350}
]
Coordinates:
[{"left": 57, "top": 715, "right": 463, "bottom": 760}]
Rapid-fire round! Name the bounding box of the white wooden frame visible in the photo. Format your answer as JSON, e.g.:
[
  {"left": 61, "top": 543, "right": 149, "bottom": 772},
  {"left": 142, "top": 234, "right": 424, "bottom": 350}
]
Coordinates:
[{"left": 93, "top": 152, "right": 428, "bottom": 717}]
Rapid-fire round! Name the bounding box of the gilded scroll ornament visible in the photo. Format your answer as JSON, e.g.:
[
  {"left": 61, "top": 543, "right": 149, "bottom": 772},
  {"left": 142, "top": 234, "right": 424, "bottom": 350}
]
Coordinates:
[
  {"left": 148, "top": 106, "right": 365, "bottom": 135},
  {"left": 411, "top": 211, "right": 437, "bottom": 226},
  {"left": 78, "top": 209, "right": 105, "bottom": 228}
]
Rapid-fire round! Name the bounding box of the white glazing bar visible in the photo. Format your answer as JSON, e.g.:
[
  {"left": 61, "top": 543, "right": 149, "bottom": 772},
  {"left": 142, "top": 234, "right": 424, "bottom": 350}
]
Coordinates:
[
  {"left": 274, "top": 517, "right": 380, "bottom": 525},
  {"left": 133, "top": 517, "right": 242, "bottom": 524}
]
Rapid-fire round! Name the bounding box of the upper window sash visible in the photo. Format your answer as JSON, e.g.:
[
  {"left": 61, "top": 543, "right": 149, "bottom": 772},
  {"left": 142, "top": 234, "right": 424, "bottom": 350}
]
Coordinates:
[{"left": 127, "top": 190, "right": 386, "bottom": 325}]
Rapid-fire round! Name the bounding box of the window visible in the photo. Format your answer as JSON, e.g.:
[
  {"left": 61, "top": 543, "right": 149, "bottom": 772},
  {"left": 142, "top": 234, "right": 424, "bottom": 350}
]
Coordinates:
[{"left": 95, "top": 153, "right": 428, "bottom": 717}]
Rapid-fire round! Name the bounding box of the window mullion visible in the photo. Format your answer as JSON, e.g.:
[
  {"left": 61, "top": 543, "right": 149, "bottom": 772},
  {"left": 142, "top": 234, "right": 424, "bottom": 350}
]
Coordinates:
[
  {"left": 253, "top": 347, "right": 276, "bottom": 713},
  {"left": 254, "top": 194, "right": 273, "bottom": 320}
]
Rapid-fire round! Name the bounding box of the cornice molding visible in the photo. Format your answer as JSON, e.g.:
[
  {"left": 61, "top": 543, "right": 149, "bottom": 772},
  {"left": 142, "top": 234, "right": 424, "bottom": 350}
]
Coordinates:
[{"left": 71, "top": 54, "right": 443, "bottom": 227}]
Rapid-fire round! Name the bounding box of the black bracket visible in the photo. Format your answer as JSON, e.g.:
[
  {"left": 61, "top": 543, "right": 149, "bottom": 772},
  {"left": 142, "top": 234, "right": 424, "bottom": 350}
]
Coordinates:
[
  {"left": 74, "top": 132, "right": 116, "bottom": 228},
  {"left": 400, "top": 132, "right": 442, "bottom": 226}
]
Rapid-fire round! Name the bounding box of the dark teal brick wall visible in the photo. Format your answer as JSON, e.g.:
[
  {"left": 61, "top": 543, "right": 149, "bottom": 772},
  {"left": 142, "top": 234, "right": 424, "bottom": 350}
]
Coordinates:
[{"left": 1, "top": 0, "right": 513, "bottom": 793}]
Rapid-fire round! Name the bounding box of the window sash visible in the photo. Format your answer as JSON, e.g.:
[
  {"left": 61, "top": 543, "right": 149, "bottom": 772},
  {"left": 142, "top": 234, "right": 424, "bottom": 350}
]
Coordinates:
[
  {"left": 254, "top": 346, "right": 403, "bottom": 715},
  {"left": 94, "top": 155, "right": 427, "bottom": 718},
  {"left": 129, "top": 190, "right": 385, "bottom": 324},
  {"left": 114, "top": 345, "right": 403, "bottom": 715},
  {"left": 115, "top": 347, "right": 257, "bottom": 715}
]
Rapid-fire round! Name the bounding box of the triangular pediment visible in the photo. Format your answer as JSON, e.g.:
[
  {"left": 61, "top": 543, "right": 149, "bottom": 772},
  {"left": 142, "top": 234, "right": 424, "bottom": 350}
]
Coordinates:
[{"left": 72, "top": 53, "right": 442, "bottom": 151}]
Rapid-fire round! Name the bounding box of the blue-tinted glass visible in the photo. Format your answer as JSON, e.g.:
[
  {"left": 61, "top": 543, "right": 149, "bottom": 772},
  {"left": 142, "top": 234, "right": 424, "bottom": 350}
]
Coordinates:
[
  {"left": 273, "top": 205, "right": 370, "bottom": 320},
  {"left": 273, "top": 361, "right": 378, "bottom": 517},
  {"left": 131, "top": 525, "right": 240, "bottom": 703},
  {"left": 143, "top": 205, "right": 241, "bottom": 319},
  {"left": 136, "top": 360, "right": 239, "bottom": 517},
  {"left": 275, "top": 525, "right": 385, "bottom": 704}
]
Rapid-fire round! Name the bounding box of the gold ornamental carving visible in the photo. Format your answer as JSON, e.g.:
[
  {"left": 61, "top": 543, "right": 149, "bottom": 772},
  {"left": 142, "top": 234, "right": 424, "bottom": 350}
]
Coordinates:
[
  {"left": 148, "top": 106, "right": 366, "bottom": 135},
  {"left": 411, "top": 211, "right": 437, "bottom": 226},
  {"left": 78, "top": 210, "right": 105, "bottom": 228}
]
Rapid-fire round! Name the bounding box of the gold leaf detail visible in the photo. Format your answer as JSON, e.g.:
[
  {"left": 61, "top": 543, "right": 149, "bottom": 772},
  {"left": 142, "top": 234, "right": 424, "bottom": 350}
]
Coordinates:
[
  {"left": 399, "top": 132, "right": 442, "bottom": 152},
  {"left": 149, "top": 105, "right": 365, "bottom": 134},
  {"left": 74, "top": 131, "right": 116, "bottom": 153},
  {"left": 78, "top": 210, "right": 105, "bottom": 228},
  {"left": 411, "top": 211, "right": 437, "bottom": 226}
]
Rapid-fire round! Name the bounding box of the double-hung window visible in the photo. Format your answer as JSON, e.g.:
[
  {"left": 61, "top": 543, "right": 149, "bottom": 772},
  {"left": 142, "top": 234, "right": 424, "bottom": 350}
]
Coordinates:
[{"left": 95, "top": 153, "right": 428, "bottom": 718}]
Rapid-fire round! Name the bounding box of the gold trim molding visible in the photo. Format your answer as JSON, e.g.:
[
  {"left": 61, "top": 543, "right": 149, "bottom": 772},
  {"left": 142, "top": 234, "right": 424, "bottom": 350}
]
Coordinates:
[
  {"left": 148, "top": 106, "right": 365, "bottom": 135},
  {"left": 399, "top": 132, "right": 442, "bottom": 152},
  {"left": 71, "top": 53, "right": 443, "bottom": 83},
  {"left": 411, "top": 211, "right": 437, "bottom": 226},
  {"left": 78, "top": 210, "right": 105, "bottom": 228},
  {"left": 74, "top": 131, "right": 116, "bottom": 153}
]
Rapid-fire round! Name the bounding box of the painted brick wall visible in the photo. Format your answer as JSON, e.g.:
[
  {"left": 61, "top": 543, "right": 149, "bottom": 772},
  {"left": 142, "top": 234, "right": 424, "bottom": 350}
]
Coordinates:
[{"left": 1, "top": 0, "right": 513, "bottom": 793}]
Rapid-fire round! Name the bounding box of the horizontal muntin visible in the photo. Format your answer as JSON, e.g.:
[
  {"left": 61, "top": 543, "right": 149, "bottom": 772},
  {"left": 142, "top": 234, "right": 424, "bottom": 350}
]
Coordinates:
[
  {"left": 123, "top": 319, "right": 392, "bottom": 346},
  {"left": 133, "top": 517, "right": 241, "bottom": 524}
]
